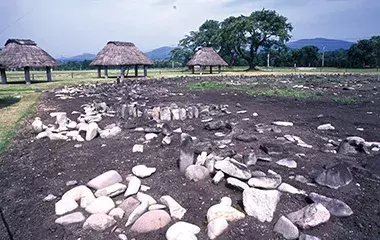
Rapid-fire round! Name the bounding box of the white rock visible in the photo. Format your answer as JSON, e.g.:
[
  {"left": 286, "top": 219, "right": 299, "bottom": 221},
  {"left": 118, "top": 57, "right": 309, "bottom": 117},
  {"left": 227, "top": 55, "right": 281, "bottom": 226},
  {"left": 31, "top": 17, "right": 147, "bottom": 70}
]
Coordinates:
[
  {"left": 212, "top": 171, "right": 225, "bottom": 184},
  {"left": 43, "top": 194, "right": 57, "bottom": 202},
  {"left": 278, "top": 183, "right": 307, "bottom": 195},
  {"left": 317, "top": 123, "right": 335, "bottom": 131},
  {"left": 132, "top": 165, "right": 156, "bottom": 178},
  {"left": 226, "top": 177, "right": 249, "bottom": 190},
  {"left": 85, "top": 196, "right": 115, "bottom": 214},
  {"left": 32, "top": 117, "right": 44, "bottom": 133},
  {"left": 160, "top": 195, "right": 187, "bottom": 220},
  {"left": 149, "top": 204, "right": 166, "bottom": 211},
  {"left": 118, "top": 234, "right": 128, "bottom": 240},
  {"left": 55, "top": 198, "right": 78, "bottom": 216},
  {"left": 253, "top": 112, "right": 259, "bottom": 117},
  {"left": 207, "top": 217, "right": 228, "bottom": 240},
  {"left": 109, "top": 207, "right": 125, "bottom": 220},
  {"left": 62, "top": 185, "right": 96, "bottom": 208},
  {"left": 137, "top": 192, "right": 157, "bottom": 205},
  {"left": 162, "top": 135, "right": 172, "bottom": 145},
  {"left": 195, "top": 151, "right": 208, "bottom": 166},
  {"left": 83, "top": 213, "right": 116, "bottom": 231},
  {"left": 36, "top": 131, "right": 49, "bottom": 139},
  {"left": 248, "top": 175, "right": 282, "bottom": 189},
  {"left": 173, "top": 128, "right": 182, "bottom": 133},
  {"left": 124, "top": 176, "right": 141, "bottom": 197},
  {"left": 55, "top": 212, "right": 85, "bottom": 225},
  {"left": 145, "top": 133, "right": 158, "bottom": 141},
  {"left": 85, "top": 122, "right": 98, "bottom": 141},
  {"left": 125, "top": 201, "right": 149, "bottom": 227},
  {"left": 276, "top": 159, "right": 297, "bottom": 169},
  {"left": 207, "top": 198, "right": 245, "bottom": 223},
  {"left": 214, "top": 158, "right": 251, "bottom": 180},
  {"left": 99, "top": 126, "right": 121, "bottom": 139},
  {"left": 272, "top": 121, "right": 293, "bottom": 127},
  {"left": 273, "top": 216, "right": 299, "bottom": 239},
  {"left": 243, "top": 188, "right": 281, "bottom": 222},
  {"left": 172, "top": 108, "right": 180, "bottom": 120},
  {"left": 185, "top": 165, "right": 210, "bottom": 181},
  {"left": 132, "top": 144, "right": 144, "bottom": 153},
  {"left": 94, "top": 183, "right": 127, "bottom": 198},
  {"left": 48, "top": 133, "right": 68, "bottom": 141},
  {"left": 287, "top": 203, "right": 331, "bottom": 229},
  {"left": 166, "top": 221, "right": 201, "bottom": 240},
  {"left": 87, "top": 170, "right": 122, "bottom": 190}
]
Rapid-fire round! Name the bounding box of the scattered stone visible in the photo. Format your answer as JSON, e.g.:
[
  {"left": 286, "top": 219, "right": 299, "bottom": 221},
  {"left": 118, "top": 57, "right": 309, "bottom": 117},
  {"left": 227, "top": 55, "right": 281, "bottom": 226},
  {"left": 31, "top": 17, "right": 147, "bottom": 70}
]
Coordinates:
[
  {"left": 171, "top": 109, "right": 180, "bottom": 121},
  {"left": 273, "top": 216, "right": 299, "bottom": 240},
  {"left": 166, "top": 221, "right": 201, "bottom": 240},
  {"left": 137, "top": 192, "right": 157, "bottom": 205},
  {"left": 162, "top": 135, "right": 172, "bottom": 145},
  {"left": 251, "top": 171, "right": 267, "bottom": 177},
  {"left": 99, "top": 126, "right": 121, "bottom": 139},
  {"left": 62, "top": 185, "right": 95, "bottom": 208},
  {"left": 243, "top": 188, "right": 281, "bottom": 222},
  {"left": 32, "top": 117, "right": 44, "bottom": 133},
  {"left": 145, "top": 133, "right": 158, "bottom": 141},
  {"left": 248, "top": 175, "right": 282, "bottom": 189},
  {"left": 55, "top": 198, "right": 79, "bottom": 216},
  {"left": 315, "top": 163, "right": 353, "bottom": 189},
  {"left": 132, "top": 165, "right": 156, "bottom": 178},
  {"left": 119, "top": 197, "right": 141, "bottom": 218},
  {"left": 214, "top": 158, "right": 251, "bottom": 180},
  {"left": 87, "top": 170, "right": 122, "bottom": 190},
  {"left": 207, "top": 217, "right": 228, "bottom": 239},
  {"left": 276, "top": 159, "right": 297, "bottom": 169},
  {"left": 65, "top": 180, "right": 78, "bottom": 186},
  {"left": 278, "top": 183, "right": 307, "bottom": 195},
  {"left": 125, "top": 176, "right": 141, "bottom": 197},
  {"left": 287, "top": 203, "right": 330, "bottom": 229},
  {"left": 226, "top": 177, "right": 249, "bottom": 190},
  {"left": 162, "top": 123, "right": 173, "bottom": 136},
  {"left": 260, "top": 143, "right": 283, "bottom": 155},
  {"left": 207, "top": 197, "right": 245, "bottom": 222},
  {"left": 237, "top": 110, "right": 247, "bottom": 114},
  {"left": 109, "top": 207, "right": 125, "bottom": 220},
  {"left": 118, "top": 234, "right": 128, "bottom": 240},
  {"left": 85, "top": 122, "right": 98, "bottom": 141},
  {"left": 235, "top": 133, "right": 257, "bottom": 142},
  {"left": 243, "top": 152, "right": 257, "bottom": 166},
  {"left": 55, "top": 212, "right": 85, "bottom": 225},
  {"left": 185, "top": 165, "right": 210, "bottom": 182},
  {"left": 43, "top": 194, "right": 57, "bottom": 202},
  {"left": 257, "top": 155, "right": 272, "bottom": 162},
  {"left": 130, "top": 210, "right": 171, "bottom": 233},
  {"left": 295, "top": 175, "right": 309, "bottom": 184},
  {"left": 83, "top": 213, "right": 116, "bottom": 231},
  {"left": 94, "top": 183, "right": 127, "bottom": 197},
  {"left": 160, "top": 196, "right": 187, "bottom": 220},
  {"left": 212, "top": 171, "right": 225, "bottom": 184},
  {"left": 272, "top": 121, "right": 293, "bottom": 127},
  {"left": 205, "top": 120, "right": 231, "bottom": 131},
  {"left": 173, "top": 128, "right": 182, "bottom": 133},
  {"left": 132, "top": 144, "right": 144, "bottom": 153},
  {"left": 253, "top": 112, "right": 259, "bottom": 117},
  {"left": 309, "top": 192, "right": 353, "bottom": 217},
  {"left": 125, "top": 201, "right": 149, "bottom": 227},
  {"left": 179, "top": 133, "right": 194, "bottom": 173},
  {"left": 317, "top": 123, "right": 335, "bottom": 131},
  {"left": 160, "top": 107, "right": 172, "bottom": 121},
  {"left": 149, "top": 204, "right": 166, "bottom": 211},
  {"left": 85, "top": 196, "right": 115, "bottom": 214},
  {"left": 299, "top": 234, "right": 321, "bottom": 240}
]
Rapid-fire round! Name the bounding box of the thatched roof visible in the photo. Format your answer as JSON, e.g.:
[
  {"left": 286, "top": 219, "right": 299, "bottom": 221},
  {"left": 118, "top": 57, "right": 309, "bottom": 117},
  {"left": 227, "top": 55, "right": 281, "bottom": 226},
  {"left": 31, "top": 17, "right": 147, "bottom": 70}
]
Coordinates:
[
  {"left": 0, "top": 39, "right": 59, "bottom": 68},
  {"left": 90, "top": 41, "right": 153, "bottom": 66},
  {"left": 187, "top": 47, "right": 228, "bottom": 67}
]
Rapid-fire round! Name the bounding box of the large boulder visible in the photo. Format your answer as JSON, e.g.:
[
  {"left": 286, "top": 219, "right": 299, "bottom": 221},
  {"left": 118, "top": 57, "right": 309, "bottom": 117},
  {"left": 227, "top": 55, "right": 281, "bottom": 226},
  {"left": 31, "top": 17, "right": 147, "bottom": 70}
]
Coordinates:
[
  {"left": 309, "top": 192, "right": 353, "bottom": 217},
  {"left": 287, "top": 203, "right": 330, "bottom": 229},
  {"left": 185, "top": 165, "right": 210, "bottom": 181},
  {"left": 273, "top": 216, "right": 299, "bottom": 240},
  {"left": 87, "top": 170, "right": 122, "bottom": 190},
  {"left": 315, "top": 163, "right": 353, "bottom": 189},
  {"left": 243, "top": 188, "right": 281, "bottom": 222},
  {"left": 130, "top": 210, "right": 171, "bottom": 233},
  {"left": 214, "top": 158, "right": 251, "bottom": 180}
]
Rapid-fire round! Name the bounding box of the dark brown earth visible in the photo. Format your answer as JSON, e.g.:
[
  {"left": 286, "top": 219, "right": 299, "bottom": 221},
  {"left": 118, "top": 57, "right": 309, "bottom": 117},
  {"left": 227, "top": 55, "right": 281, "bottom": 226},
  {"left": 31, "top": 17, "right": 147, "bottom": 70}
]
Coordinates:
[{"left": 0, "top": 75, "right": 379, "bottom": 240}]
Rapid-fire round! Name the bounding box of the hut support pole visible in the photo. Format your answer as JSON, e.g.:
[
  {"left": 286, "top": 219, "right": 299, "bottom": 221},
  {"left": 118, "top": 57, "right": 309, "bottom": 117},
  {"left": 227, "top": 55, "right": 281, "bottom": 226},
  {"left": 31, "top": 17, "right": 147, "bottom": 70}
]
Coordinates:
[
  {"left": 104, "top": 66, "right": 108, "bottom": 78},
  {"left": 0, "top": 69, "right": 7, "bottom": 84},
  {"left": 135, "top": 65, "right": 138, "bottom": 77},
  {"left": 210, "top": 66, "right": 213, "bottom": 74},
  {"left": 24, "top": 67, "right": 31, "bottom": 85},
  {"left": 120, "top": 66, "right": 126, "bottom": 78},
  {"left": 97, "top": 66, "right": 101, "bottom": 78},
  {"left": 192, "top": 66, "right": 195, "bottom": 74},
  {"left": 143, "top": 66, "right": 147, "bottom": 77},
  {"left": 46, "top": 67, "right": 52, "bottom": 82},
  {"left": 218, "top": 65, "right": 222, "bottom": 73}
]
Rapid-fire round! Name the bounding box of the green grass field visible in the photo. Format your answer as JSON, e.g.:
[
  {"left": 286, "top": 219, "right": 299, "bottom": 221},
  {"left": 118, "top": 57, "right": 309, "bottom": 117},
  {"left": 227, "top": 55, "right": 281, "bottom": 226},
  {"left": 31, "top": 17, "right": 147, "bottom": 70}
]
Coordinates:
[{"left": 0, "top": 67, "right": 378, "bottom": 155}]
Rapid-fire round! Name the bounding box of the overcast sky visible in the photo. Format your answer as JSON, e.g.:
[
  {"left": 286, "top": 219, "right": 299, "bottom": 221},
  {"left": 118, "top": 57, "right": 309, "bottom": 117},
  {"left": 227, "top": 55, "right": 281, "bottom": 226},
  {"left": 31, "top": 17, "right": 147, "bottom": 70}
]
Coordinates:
[{"left": 0, "top": 0, "right": 379, "bottom": 57}]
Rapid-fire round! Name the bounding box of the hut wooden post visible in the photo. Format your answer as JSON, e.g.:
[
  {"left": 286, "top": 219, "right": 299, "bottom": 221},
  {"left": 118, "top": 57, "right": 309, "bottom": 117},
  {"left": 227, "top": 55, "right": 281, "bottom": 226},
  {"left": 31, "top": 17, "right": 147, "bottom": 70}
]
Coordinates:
[
  {"left": 210, "top": 66, "right": 213, "bottom": 74},
  {"left": 192, "top": 66, "right": 195, "bottom": 74},
  {"left": 24, "top": 67, "right": 31, "bottom": 84},
  {"left": 0, "top": 69, "right": 7, "bottom": 84},
  {"left": 135, "top": 65, "right": 138, "bottom": 77},
  {"left": 218, "top": 65, "right": 222, "bottom": 73},
  {"left": 104, "top": 66, "right": 108, "bottom": 78},
  {"left": 143, "top": 65, "right": 147, "bottom": 77},
  {"left": 97, "top": 66, "right": 101, "bottom": 78},
  {"left": 46, "top": 67, "right": 52, "bottom": 82},
  {"left": 120, "top": 66, "right": 126, "bottom": 78}
]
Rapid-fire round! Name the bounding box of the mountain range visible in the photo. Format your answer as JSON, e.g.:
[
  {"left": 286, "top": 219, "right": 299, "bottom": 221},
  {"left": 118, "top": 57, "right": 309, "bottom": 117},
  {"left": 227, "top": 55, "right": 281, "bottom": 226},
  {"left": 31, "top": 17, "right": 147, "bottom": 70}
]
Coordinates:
[{"left": 57, "top": 38, "right": 354, "bottom": 62}]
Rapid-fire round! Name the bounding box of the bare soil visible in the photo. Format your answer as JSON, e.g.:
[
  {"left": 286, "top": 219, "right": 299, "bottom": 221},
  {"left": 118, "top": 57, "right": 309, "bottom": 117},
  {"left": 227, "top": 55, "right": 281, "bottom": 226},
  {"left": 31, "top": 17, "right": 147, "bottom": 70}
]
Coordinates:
[{"left": 0, "top": 75, "right": 379, "bottom": 240}]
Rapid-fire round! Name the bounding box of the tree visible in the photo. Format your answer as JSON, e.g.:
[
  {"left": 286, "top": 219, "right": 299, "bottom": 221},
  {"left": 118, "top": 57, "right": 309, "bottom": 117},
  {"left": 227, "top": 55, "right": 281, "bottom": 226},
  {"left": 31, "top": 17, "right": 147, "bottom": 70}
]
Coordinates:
[
  {"left": 292, "top": 46, "right": 320, "bottom": 67},
  {"left": 348, "top": 37, "right": 380, "bottom": 68},
  {"left": 219, "top": 9, "right": 293, "bottom": 70}
]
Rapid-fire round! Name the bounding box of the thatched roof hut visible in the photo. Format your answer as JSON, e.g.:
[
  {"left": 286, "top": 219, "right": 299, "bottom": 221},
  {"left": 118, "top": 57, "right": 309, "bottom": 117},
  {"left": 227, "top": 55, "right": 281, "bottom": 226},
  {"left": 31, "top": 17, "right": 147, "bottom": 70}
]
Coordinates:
[
  {"left": 187, "top": 47, "right": 228, "bottom": 74},
  {"left": 90, "top": 41, "right": 153, "bottom": 78},
  {"left": 0, "top": 39, "right": 59, "bottom": 84}
]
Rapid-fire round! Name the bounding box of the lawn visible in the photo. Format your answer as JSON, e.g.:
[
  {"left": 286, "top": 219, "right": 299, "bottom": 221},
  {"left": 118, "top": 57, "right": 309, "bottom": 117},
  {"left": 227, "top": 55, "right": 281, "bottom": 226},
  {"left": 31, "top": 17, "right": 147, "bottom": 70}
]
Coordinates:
[{"left": 0, "top": 66, "right": 377, "bottom": 154}]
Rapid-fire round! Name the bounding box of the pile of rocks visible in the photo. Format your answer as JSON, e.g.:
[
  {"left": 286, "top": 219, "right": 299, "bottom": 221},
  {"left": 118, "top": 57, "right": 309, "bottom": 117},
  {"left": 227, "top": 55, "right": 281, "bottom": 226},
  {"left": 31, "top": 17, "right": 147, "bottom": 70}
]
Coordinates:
[{"left": 32, "top": 101, "right": 121, "bottom": 142}]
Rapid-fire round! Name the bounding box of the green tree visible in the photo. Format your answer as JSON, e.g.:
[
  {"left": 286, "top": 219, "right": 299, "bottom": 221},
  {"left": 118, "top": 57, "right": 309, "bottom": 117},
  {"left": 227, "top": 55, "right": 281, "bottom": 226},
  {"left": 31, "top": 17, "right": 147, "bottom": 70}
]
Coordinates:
[{"left": 292, "top": 46, "right": 320, "bottom": 67}]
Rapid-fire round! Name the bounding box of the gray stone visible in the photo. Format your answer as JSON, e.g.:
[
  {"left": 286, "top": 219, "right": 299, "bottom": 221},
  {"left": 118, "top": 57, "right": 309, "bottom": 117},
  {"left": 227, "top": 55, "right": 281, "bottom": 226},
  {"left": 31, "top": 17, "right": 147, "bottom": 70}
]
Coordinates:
[
  {"left": 160, "top": 195, "right": 187, "bottom": 220},
  {"left": 85, "top": 196, "right": 115, "bottom": 214},
  {"left": 125, "top": 201, "right": 149, "bottom": 227},
  {"left": 55, "top": 212, "right": 85, "bottom": 225},
  {"left": 162, "top": 135, "right": 171, "bottom": 145},
  {"left": 125, "top": 176, "right": 141, "bottom": 197},
  {"left": 317, "top": 123, "right": 335, "bottom": 131},
  {"left": 55, "top": 198, "right": 78, "bottom": 216},
  {"left": 179, "top": 133, "right": 194, "bottom": 172},
  {"left": 130, "top": 210, "right": 171, "bottom": 233},
  {"left": 248, "top": 175, "right": 282, "bottom": 189},
  {"left": 212, "top": 171, "right": 225, "bottom": 184},
  {"left": 185, "top": 165, "right": 210, "bottom": 181},
  {"left": 160, "top": 107, "right": 172, "bottom": 121},
  {"left": 315, "top": 163, "right": 353, "bottom": 189},
  {"left": 109, "top": 207, "right": 125, "bottom": 220},
  {"left": 243, "top": 152, "right": 257, "bottom": 166},
  {"left": 145, "top": 133, "right": 158, "bottom": 141},
  {"left": 272, "top": 121, "right": 293, "bottom": 127},
  {"left": 226, "top": 177, "right": 249, "bottom": 190},
  {"left": 43, "top": 194, "right": 57, "bottom": 202},
  {"left": 162, "top": 123, "right": 173, "bottom": 136},
  {"left": 207, "top": 217, "right": 228, "bottom": 240},
  {"left": 287, "top": 203, "right": 330, "bottom": 229},
  {"left": 299, "top": 234, "right": 321, "bottom": 240},
  {"left": 278, "top": 183, "right": 307, "bottom": 195},
  {"left": 32, "top": 117, "right": 44, "bottom": 133},
  {"left": 205, "top": 120, "right": 230, "bottom": 131},
  {"left": 243, "top": 188, "right": 281, "bottom": 222},
  {"left": 214, "top": 158, "right": 251, "bottom": 180},
  {"left": 118, "top": 197, "right": 141, "bottom": 218},
  {"left": 309, "top": 192, "right": 353, "bottom": 217},
  {"left": 179, "top": 108, "right": 187, "bottom": 120},
  {"left": 172, "top": 108, "right": 180, "bottom": 120},
  {"left": 137, "top": 192, "right": 157, "bottom": 205},
  {"left": 273, "top": 216, "right": 299, "bottom": 239},
  {"left": 276, "top": 159, "right": 297, "bottom": 169},
  {"left": 99, "top": 126, "right": 121, "bottom": 139},
  {"left": 94, "top": 183, "right": 127, "bottom": 198},
  {"left": 132, "top": 165, "right": 156, "bottom": 178},
  {"left": 235, "top": 133, "right": 257, "bottom": 142},
  {"left": 260, "top": 143, "right": 283, "bottom": 155},
  {"left": 85, "top": 122, "right": 98, "bottom": 141},
  {"left": 132, "top": 144, "right": 144, "bottom": 153},
  {"left": 87, "top": 170, "right": 122, "bottom": 190},
  {"left": 83, "top": 213, "right": 116, "bottom": 231},
  {"left": 149, "top": 204, "right": 166, "bottom": 211}
]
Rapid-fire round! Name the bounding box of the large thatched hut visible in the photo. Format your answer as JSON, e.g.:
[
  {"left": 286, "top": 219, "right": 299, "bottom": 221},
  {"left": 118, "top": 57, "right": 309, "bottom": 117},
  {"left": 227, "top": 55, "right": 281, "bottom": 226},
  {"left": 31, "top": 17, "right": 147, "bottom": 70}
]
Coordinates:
[
  {"left": 90, "top": 41, "right": 153, "bottom": 78},
  {"left": 0, "top": 39, "right": 59, "bottom": 84},
  {"left": 187, "top": 47, "right": 228, "bottom": 74}
]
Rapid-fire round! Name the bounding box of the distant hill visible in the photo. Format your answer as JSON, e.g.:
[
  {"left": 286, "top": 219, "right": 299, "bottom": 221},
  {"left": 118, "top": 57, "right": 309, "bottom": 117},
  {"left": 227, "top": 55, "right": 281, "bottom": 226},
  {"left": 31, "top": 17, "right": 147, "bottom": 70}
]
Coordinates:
[
  {"left": 287, "top": 38, "right": 354, "bottom": 51},
  {"left": 144, "top": 46, "right": 175, "bottom": 60},
  {"left": 57, "top": 53, "right": 96, "bottom": 62}
]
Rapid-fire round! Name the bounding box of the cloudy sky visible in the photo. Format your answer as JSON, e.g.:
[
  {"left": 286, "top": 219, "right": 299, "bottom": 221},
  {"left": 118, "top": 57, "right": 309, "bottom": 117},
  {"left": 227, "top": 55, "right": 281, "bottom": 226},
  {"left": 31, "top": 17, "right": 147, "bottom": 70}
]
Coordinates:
[{"left": 0, "top": 0, "right": 378, "bottom": 57}]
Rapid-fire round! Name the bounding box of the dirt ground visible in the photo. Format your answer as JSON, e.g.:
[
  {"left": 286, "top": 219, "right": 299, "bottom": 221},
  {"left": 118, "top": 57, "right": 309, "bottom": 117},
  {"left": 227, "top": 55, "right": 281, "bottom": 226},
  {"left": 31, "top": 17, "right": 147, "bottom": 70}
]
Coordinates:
[{"left": 0, "top": 74, "right": 379, "bottom": 240}]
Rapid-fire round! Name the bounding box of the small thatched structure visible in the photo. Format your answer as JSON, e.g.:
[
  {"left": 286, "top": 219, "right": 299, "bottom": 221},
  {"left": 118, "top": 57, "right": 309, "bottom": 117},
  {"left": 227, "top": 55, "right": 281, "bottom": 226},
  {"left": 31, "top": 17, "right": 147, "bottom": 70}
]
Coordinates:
[
  {"left": 187, "top": 47, "right": 228, "bottom": 74},
  {"left": 90, "top": 41, "right": 153, "bottom": 78},
  {"left": 0, "top": 39, "right": 59, "bottom": 84}
]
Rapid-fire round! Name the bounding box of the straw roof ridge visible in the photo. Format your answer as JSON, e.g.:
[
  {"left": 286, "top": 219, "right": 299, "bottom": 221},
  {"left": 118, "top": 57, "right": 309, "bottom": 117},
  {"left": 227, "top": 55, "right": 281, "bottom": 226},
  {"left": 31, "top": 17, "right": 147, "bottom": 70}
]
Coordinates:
[
  {"left": 91, "top": 41, "right": 153, "bottom": 66},
  {"left": 187, "top": 47, "right": 228, "bottom": 67},
  {"left": 0, "top": 38, "right": 59, "bottom": 68}
]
